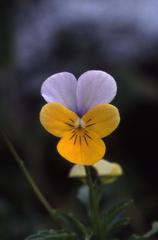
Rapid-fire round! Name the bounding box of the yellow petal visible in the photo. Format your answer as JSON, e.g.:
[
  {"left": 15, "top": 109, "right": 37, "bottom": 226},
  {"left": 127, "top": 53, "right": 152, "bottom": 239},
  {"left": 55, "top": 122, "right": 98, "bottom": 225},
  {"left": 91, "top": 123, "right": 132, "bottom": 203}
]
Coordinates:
[
  {"left": 40, "top": 103, "right": 78, "bottom": 137},
  {"left": 82, "top": 104, "right": 120, "bottom": 138},
  {"left": 57, "top": 129, "right": 106, "bottom": 165}
]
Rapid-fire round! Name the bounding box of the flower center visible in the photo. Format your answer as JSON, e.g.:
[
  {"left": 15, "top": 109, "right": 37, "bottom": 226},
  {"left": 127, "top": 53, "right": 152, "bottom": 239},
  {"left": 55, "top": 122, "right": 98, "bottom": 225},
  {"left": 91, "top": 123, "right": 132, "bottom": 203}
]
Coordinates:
[
  {"left": 66, "top": 118, "right": 94, "bottom": 147},
  {"left": 74, "top": 118, "right": 85, "bottom": 129}
]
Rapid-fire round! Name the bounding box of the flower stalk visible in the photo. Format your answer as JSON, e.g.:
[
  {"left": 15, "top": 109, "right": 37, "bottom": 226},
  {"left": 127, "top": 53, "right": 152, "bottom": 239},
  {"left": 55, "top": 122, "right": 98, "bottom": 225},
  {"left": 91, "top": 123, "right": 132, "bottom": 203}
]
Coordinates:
[{"left": 85, "top": 166, "right": 102, "bottom": 240}]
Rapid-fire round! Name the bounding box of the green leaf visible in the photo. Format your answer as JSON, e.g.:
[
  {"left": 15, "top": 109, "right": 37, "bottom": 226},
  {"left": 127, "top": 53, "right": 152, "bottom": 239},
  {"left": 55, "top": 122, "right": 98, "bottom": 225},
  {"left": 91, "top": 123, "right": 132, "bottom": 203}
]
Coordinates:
[
  {"left": 129, "top": 222, "right": 158, "bottom": 240},
  {"left": 108, "top": 217, "right": 130, "bottom": 233},
  {"left": 59, "top": 212, "right": 89, "bottom": 239},
  {"left": 24, "top": 229, "right": 77, "bottom": 240},
  {"left": 101, "top": 200, "right": 133, "bottom": 235}
]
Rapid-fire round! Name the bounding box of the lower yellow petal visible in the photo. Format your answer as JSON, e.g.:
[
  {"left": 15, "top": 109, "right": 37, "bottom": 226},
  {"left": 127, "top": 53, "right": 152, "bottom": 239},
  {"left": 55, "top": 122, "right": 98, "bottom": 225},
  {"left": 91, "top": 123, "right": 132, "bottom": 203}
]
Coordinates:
[
  {"left": 40, "top": 103, "right": 78, "bottom": 137},
  {"left": 82, "top": 104, "right": 120, "bottom": 138},
  {"left": 57, "top": 129, "right": 106, "bottom": 165}
]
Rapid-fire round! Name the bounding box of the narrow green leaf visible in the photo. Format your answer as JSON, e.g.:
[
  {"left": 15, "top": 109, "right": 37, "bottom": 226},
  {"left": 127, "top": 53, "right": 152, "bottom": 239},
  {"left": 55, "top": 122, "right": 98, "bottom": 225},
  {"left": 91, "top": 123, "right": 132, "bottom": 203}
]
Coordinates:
[
  {"left": 143, "top": 222, "right": 158, "bottom": 238},
  {"left": 129, "top": 222, "right": 158, "bottom": 240},
  {"left": 25, "top": 229, "right": 77, "bottom": 240},
  {"left": 59, "top": 211, "right": 89, "bottom": 238},
  {"left": 107, "top": 217, "right": 130, "bottom": 233},
  {"left": 101, "top": 199, "right": 133, "bottom": 234}
]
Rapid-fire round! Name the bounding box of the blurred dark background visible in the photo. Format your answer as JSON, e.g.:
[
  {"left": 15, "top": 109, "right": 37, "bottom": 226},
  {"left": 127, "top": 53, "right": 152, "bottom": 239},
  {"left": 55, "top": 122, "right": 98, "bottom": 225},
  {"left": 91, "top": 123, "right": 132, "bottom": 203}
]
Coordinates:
[{"left": 0, "top": 1, "right": 158, "bottom": 239}]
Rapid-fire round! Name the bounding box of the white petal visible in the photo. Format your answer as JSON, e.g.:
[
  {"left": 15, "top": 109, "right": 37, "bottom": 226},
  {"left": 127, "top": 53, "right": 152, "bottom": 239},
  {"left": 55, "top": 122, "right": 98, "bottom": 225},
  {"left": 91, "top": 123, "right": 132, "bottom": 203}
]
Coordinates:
[
  {"left": 77, "top": 70, "right": 117, "bottom": 115},
  {"left": 69, "top": 165, "right": 86, "bottom": 178},
  {"left": 93, "top": 159, "right": 113, "bottom": 175},
  {"left": 41, "top": 72, "right": 77, "bottom": 112}
]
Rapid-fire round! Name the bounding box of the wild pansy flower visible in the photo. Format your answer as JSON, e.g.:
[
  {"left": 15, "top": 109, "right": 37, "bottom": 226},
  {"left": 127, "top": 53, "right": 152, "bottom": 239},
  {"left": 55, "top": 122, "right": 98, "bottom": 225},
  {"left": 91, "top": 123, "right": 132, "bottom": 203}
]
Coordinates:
[{"left": 40, "top": 70, "right": 120, "bottom": 165}]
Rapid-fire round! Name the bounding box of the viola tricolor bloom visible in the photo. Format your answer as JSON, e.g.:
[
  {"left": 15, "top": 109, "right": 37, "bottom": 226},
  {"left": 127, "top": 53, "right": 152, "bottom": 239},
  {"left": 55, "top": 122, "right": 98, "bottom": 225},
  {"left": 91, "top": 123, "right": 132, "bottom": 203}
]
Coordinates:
[{"left": 40, "top": 70, "right": 120, "bottom": 165}]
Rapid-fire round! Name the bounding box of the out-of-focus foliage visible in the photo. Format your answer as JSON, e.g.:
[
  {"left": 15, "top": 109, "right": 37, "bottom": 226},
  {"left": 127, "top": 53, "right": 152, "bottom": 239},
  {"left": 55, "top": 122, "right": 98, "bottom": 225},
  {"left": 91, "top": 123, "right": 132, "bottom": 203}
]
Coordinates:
[
  {"left": 25, "top": 229, "right": 77, "bottom": 240},
  {"left": 129, "top": 222, "right": 158, "bottom": 240}
]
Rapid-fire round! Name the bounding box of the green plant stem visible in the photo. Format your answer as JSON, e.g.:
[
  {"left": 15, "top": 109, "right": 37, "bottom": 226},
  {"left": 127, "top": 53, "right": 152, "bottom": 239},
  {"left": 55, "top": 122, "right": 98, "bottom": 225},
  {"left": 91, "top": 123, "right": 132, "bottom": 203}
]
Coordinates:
[
  {"left": 2, "top": 132, "right": 57, "bottom": 222},
  {"left": 85, "top": 166, "right": 102, "bottom": 240}
]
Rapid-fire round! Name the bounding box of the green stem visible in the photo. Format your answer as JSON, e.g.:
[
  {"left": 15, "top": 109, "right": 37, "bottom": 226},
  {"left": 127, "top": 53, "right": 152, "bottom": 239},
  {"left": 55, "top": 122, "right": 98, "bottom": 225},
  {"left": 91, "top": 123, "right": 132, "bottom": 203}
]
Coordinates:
[
  {"left": 85, "top": 166, "right": 102, "bottom": 240},
  {"left": 2, "top": 132, "right": 57, "bottom": 222}
]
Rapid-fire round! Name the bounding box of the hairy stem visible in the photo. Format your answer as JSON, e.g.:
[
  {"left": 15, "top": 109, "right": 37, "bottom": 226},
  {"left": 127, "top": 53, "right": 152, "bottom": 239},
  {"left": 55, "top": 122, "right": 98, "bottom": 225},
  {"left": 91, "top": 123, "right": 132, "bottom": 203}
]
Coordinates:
[{"left": 2, "top": 132, "right": 57, "bottom": 221}]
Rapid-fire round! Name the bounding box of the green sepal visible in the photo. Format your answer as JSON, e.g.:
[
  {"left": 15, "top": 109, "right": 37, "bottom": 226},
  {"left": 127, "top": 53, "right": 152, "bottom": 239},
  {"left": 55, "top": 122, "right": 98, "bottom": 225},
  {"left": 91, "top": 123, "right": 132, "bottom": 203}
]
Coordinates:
[
  {"left": 129, "top": 222, "right": 158, "bottom": 240},
  {"left": 24, "top": 229, "right": 77, "bottom": 240}
]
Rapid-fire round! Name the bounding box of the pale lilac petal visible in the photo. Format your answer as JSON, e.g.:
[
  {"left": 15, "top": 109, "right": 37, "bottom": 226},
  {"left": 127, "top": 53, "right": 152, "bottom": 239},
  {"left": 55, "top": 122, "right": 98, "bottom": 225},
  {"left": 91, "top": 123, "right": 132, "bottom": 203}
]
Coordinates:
[
  {"left": 41, "top": 72, "right": 77, "bottom": 112},
  {"left": 77, "top": 70, "right": 117, "bottom": 115}
]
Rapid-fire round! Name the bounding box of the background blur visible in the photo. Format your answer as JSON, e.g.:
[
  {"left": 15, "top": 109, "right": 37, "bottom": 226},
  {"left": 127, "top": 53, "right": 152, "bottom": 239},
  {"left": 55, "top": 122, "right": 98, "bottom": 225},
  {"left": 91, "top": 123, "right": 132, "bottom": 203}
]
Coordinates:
[{"left": 0, "top": 1, "right": 158, "bottom": 239}]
